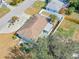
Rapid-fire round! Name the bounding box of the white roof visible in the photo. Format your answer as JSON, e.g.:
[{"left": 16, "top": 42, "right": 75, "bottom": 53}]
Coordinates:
[
  {"left": 44, "top": 23, "right": 53, "bottom": 32},
  {"left": 46, "top": 0, "right": 64, "bottom": 12},
  {"left": 45, "top": 9, "right": 63, "bottom": 21}
]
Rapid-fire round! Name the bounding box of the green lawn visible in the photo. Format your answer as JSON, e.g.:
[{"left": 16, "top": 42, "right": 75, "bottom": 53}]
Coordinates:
[
  {"left": 25, "top": 1, "right": 45, "bottom": 15},
  {"left": 55, "top": 19, "right": 79, "bottom": 38},
  {"left": 0, "top": 7, "right": 10, "bottom": 18},
  {"left": 56, "top": 27, "right": 75, "bottom": 38},
  {"left": 33, "top": 1, "right": 45, "bottom": 9}
]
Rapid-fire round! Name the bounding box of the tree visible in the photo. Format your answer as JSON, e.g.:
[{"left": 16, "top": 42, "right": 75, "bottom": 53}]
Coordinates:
[
  {"left": 68, "top": 0, "right": 79, "bottom": 11},
  {"left": 5, "top": 36, "right": 79, "bottom": 59},
  {"left": 20, "top": 43, "right": 33, "bottom": 53},
  {"left": 48, "top": 34, "right": 79, "bottom": 59},
  {"left": 8, "top": 16, "right": 19, "bottom": 28},
  {"left": 10, "top": 0, "right": 24, "bottom": 6},
  {"left": 31, "top": 35, "right": 79, "bottom": 59},
  {"left": 65, "top": 8, "right": 71, "bottom": 15},
  {"left": 65, "top": 6, "right": 75, "bottom": 15},
  {"left": 64, "top": 0, "right": 79, "bottom": 14},
  {"left": 5, "top": 46, "right": 31, "bottom": 59},
  {"left": 31, "top": 38, "right": 53, "bottom": 59}
]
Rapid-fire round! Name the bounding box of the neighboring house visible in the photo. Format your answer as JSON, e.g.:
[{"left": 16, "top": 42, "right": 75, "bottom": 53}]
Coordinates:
[
  {"left": 0, "top": 0, "right": 2, "bottom": 5},
  {"left": 59, "top": 0, "right": 68, "bottom": 4},
  {"left": 0, "top": 0, "right": 7, "bottom": 7},
  {"left": 17, "top": 15, "right": 52, "bottom": 41},
  {"left": 0, "top": 0, "right": 2, "bottom": 3},
  {"left": 46, "top": 0, "right": 64, "bottom": 12}
]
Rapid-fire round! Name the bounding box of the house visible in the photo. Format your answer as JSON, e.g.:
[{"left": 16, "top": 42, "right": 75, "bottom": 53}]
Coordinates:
[
  {"left": 0, "top": 0, "right": 7, "bottom": 7},
  {"left": 46, "top": 0, "right": 64, "bottom": 12},
  {"left": 0, "top": 0, "right": 3, "bottom": 7},
  {"left": 17, "top": 15, "right": 52, "bottom": 41},
  {"left": 0, "top": 0, "right": 2, "bottom": 5},
  {"left": 59, "top": 0, "right": 68, "bottom": 4}
]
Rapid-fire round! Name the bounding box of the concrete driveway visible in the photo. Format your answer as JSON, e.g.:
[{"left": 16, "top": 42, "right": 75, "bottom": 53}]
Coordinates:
[
  {"left": 0, "top": 0, "right": 35, "bottom": 27},
  {"left": 0, "top": 0, "right": 35, "bottom": 34},
  {"left": 0, "top": 13, "right": 31, "bottom": 33}
]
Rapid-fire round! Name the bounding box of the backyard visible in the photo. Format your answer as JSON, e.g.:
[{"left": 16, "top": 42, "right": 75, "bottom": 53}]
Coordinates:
[
  {"left": 41, "top": 10, "right": 51, "bottom": 17},
  {"left": 65, "top": 12, "right": 79, "bottom": 24},
  {"left": 0, "top": 7, "right": 10, "bottom": 18},
  {"left": 54, "top": 19, "right": 79, "bottom": 41}
]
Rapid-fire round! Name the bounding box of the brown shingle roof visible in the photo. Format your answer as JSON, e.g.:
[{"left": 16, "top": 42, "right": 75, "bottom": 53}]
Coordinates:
[{"left": 17, "top": 15, "right": 48, "bottom": 40}]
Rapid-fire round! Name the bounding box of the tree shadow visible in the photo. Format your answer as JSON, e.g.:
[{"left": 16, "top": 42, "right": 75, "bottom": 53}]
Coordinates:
[{"left": 5, "top": 46, "right": 32, "bottom": 59}]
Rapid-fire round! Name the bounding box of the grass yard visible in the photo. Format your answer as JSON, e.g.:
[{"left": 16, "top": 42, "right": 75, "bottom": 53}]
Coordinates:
[
  {"left": 65, "top": 12, "right": 79, "bottom": 24},
  {"left": 25, "top": 1, "right": 45, "bottom": 15},
  {"left": 25, "top": 7, "right": 40, "bottom": 15},
  {"left": 33, "top": 1, "right": 45, "bottom": 9},
  {"left": 70, "top": 12, "right": 79, "bottom": 19},
  {"left": 55, "top": 19, "right": 79, "bottom": 38},
  {"left": 60, "top": 19, "right": 77, "bottom": 30},
  {"left": 53, "top": 12, "right": 79, "bottom": 42},
  {"left": 73, "top": 30, "right": 79, "bottom": 42},
  {"left": 5, "top": 0, "right": 13, "bottom": 3},
  {"left": 0, "top": 7, "right": 10, "bottom": 18}
]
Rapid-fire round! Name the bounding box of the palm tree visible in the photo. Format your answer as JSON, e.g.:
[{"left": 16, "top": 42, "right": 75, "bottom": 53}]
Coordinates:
[{"left": 8, "top": 16, "right": 19, "bottom": 28}]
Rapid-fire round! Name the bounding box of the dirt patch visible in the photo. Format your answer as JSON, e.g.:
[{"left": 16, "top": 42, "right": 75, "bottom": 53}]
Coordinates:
[
  {"left": 60, "top": 19, "right": 75, "bottom": 30},
  {"left": 0, "top": 33, "right": 19, "bottom": 59},
  {"left": 0, "top": 7, "right": 10, "bottom": 18},
  {"left": 73, "top": 30, "right": 79, "bottom": 42},
  {"left": 64, "top": 13, "right": 79, "bottom": 24},
  {"left": 25, "top": 7, "right": 40, "bottom": 15}
]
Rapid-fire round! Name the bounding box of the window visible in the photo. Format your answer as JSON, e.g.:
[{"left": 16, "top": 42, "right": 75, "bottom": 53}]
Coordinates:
[{"left": 43, "top": 30, "right": 48, "bottom": 34}]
